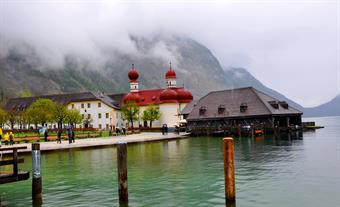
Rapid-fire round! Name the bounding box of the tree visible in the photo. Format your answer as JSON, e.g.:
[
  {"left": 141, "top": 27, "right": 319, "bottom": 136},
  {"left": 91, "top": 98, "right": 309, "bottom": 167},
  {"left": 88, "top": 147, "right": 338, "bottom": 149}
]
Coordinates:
[
  {"left": 17, "top": 89, "right": 32, "bottom": 97},
  {"left": 53, "top": 103, "right": 68, "bottom": 129},
  {"left": 65, "top": 109, "right": 83, "bottom": 127},
  {"left": 24, "top": 99, "right": 55, "bottom": 128},
  {"left": 6, "top": 110, "right": 20, "bottom": 130},
  {"left": 0, "top": 108, "right": 7, "bottom": 128},
  {"left": 142, "top": 105, "right": 161, "bottom": 128},
  {"left": 121, "top": 101, "right": 139, "bottom": 132}
]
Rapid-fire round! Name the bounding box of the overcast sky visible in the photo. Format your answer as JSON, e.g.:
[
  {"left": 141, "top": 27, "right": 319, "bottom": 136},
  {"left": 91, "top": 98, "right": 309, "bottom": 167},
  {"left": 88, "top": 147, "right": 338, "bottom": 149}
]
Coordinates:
[{"left": 0, "top": 0, "right": 339, "bottom": 107}]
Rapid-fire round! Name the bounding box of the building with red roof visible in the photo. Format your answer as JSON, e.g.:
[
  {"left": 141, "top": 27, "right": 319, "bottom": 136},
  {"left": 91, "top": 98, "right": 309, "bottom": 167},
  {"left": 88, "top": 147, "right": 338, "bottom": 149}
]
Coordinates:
[{"left": 122, "top": 63, "right": 193, "bottom": 128}]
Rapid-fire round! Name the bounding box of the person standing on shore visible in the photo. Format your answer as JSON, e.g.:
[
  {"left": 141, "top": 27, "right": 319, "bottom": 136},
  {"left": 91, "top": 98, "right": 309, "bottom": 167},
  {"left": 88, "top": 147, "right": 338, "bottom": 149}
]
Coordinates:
[
  {"left": 3, "top": 132, "right": 9, "bottom": 145},
  {"left": 44, "top": 129, "right": 48, "bottom": 142},
  {"left": 9, "top": 132, "right": 14, "bottom": 145},
  {"left": 0, "top": 128, "right": 2, "bottom": 147},
  {"left": 57, "top": 129, "right": 62, "bottom": 144},
  {"left": 67, "top": 129, "right": 72, "bottom": 144},
  {"left": 71, "top": 129, "right": 75, "bottom": 143}
]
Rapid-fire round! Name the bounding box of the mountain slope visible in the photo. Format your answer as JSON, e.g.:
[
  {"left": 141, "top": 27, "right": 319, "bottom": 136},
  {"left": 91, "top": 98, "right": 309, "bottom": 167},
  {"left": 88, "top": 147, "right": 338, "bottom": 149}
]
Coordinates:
[
  {"left": 0, "top": 35, "right": 304, "bottom": 114},
  {"left": 303, "top": 95, "right": 340, "bottom": 117},
  {"left": 222, "top": 67, "right": 304, "bottom": 111}
]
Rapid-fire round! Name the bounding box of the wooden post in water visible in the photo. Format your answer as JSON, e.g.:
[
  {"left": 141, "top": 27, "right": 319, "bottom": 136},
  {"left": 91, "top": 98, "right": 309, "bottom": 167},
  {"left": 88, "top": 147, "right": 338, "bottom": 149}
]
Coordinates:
[
  {"left": 117, "top": 142, "right": 128, "bottom": 204},
  {"left": 223, "top": 137, "right": 236, "bottom": 202},
  {"left": 32, "top": 143, "right": 42, "bottom": 206},
  {"left": 13, "top": 149, "right": 18, "bottom": 175}
]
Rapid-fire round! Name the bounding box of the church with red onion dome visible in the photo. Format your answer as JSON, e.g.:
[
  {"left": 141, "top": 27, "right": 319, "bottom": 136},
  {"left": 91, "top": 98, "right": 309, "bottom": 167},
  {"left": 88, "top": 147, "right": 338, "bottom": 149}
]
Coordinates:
[{"left": 122, "top": 63, "right": 193, "bottom": 128}]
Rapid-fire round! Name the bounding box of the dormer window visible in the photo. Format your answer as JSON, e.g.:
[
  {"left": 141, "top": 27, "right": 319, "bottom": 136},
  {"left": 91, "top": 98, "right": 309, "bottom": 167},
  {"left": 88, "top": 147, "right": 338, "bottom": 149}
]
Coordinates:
[
  {"left": 199, "top": 106, "right": 207, "bottom": 115},
  {"left": 279, "top": 101, "right": 288, "bottom": 109},
  {"left": 218, "top": 104, "right": 225, "bottom": 114},
  {"left": 268, "top": 101, "right": 279, "bottom": 109},
  {"left": 240, "top": 103, "right": 247, "bottom": 112}
]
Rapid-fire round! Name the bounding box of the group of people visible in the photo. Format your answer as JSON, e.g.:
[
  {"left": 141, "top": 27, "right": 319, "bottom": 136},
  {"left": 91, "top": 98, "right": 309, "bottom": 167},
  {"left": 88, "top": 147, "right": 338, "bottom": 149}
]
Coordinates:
[
  {"left": 56, "top": 128, "right": 75, "bottom": 144},
  {"left": 42, "top": 128, "right": 75, "bottom": 144},
  {"left": 0, "top": 128, "right": 15, "bottom": 146},
  {"left": 115, "top": 127, "right": 126, "bottom": 136},
  {"left": 0, "top": 127, "right": 76, "bottom": 146}
]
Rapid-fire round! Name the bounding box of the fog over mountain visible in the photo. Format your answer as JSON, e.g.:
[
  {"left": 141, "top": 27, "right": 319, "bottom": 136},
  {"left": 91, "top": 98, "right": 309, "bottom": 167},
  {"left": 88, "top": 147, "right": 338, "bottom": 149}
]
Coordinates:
[
  {"left": 0, "top": 1, "right": 338, "bottom": 107},
  {"left": 0, "top": 33, "right": 307, "bottom": 114}
]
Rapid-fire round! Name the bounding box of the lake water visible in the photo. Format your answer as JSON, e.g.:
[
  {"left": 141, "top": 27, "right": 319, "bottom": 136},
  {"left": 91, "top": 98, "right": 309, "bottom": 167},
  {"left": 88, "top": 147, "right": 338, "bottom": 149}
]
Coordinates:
[{"left": 1, "top": 116, "right": 339, "bottom": 207}]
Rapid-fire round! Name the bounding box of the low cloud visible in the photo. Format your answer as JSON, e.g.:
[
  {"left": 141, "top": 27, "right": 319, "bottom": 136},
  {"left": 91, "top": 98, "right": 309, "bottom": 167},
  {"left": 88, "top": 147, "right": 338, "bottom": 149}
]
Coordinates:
[{"left": 0, "top": 0, "right": 338, "bottom": 106}]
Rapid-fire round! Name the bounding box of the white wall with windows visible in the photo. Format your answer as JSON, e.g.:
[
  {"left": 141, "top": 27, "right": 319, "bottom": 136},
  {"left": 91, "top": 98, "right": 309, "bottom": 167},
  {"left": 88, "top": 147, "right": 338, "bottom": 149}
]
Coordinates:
[{"left": 68, "top": 100, "right": 122, "bottom": 130}]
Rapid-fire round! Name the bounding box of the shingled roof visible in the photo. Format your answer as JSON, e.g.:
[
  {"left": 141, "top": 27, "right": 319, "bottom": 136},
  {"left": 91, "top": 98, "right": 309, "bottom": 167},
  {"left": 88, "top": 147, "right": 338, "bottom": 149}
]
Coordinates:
[
  {"left": 186, "top": 87, "right": 302, "bottom": 121},
  {"left": 5, "top": 91, "right": 120, "bottom": 111}
]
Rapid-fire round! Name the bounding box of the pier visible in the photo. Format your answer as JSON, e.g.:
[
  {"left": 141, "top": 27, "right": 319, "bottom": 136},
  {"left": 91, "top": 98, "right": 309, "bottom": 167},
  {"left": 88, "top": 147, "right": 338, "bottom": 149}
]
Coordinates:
[
  {"left": 0, "top": 146, "right": 29, "bottom": 184},
  {"left": 0, "top": 132, "right": 189, "bottom": 155}
]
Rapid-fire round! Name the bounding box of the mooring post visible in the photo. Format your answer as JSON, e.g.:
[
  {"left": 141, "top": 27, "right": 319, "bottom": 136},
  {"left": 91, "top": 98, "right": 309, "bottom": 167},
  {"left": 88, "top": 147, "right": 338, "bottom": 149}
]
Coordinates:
[
  {"left": 117, "top": 142, "right": 128, "bottom": 204},
  {"left": 13, "top": 149, "right": 18, "bottom": 175},
  {"left": 223, "top": 137, "right": 236, "bottom": 202},
  {"left": 32, "top": 143, "right": 42, "bottom": 206}
]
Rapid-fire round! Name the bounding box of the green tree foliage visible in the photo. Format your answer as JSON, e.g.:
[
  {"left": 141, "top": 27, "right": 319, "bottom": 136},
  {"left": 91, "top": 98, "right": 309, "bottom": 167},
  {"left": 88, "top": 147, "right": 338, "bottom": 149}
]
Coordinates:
[
  {"left": 24, "top": 99, "right": 56, "bottom": 127},
  {"left": 17, "top": 89, "right": 32, "bottom": 97},
  {"left": 6, "top": 110, "right": 20, "bottom": 130},
  {"left": 53, "top": 103, "right": 68, "bottom": 129},
  {"left": 0, "top": 108, "right": 7, "bottom": 127},
  {"left": 65, "top": 109, "right": 83, "bottom": 126},
  {"left": 121, "top": 101, "right": 139, "bottom": 131},
  {"left": 142, "top": 105, "right": 161, "bottom": 128}
]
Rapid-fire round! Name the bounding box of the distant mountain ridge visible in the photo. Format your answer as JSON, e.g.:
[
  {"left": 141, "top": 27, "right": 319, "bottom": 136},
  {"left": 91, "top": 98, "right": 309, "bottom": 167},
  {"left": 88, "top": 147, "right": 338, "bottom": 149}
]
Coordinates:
[{"left": 303, "top": 95, "right": 340, "bottom": 117}]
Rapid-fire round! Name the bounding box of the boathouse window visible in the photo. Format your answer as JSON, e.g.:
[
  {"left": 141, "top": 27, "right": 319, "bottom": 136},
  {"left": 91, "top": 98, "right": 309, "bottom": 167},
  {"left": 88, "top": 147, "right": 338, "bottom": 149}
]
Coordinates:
[
  {"left": 98, "top": 102, "right": 101, "bottom": 108},
  {"left": 71, "top": 104, "right": 75, "bottom": 109},
  {"left": 199, "top": 106, "right": 207, "bottom": 115},
  {"left": 98, "top": 124, "right": 102, "bottom": 129},
  {"left": 240, "top": 103, "right": 247, "bottom": 112},
  {"left": 218, "top": 105, "right": 225, "bottom": 114},
  {"left": 81, "top": 103, "right": 84, "bottom": 108},
  {"left": 98, "top": 113, "right": 102, "bottom": 119},
  {"left": 279, "top": 101, "right": 288, "bottom": 109},
  {"left": 87, "top": 103, "right": 91, "bottom": 108},
  {"left": 268, "top": 101, "right": 279, "bottom": 109},
  {"left": 106, "top": 113, "right": 109, "bottom": 118}
]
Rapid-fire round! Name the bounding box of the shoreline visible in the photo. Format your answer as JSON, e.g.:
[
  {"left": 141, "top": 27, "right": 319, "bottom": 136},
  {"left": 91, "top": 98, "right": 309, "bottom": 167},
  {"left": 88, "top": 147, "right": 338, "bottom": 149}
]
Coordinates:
[{"left": 0, "top": 132, "right": 189, "bottom": 155}]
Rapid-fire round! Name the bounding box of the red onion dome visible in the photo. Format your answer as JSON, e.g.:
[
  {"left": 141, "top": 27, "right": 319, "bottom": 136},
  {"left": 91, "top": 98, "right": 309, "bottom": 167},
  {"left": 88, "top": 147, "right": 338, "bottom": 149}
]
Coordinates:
[
  {"left": 177, "top": 88, "right": 193, "bottom": 103},
  {"left": 160, "top": 88, "right": 178, "bottom": 103},
  {"left": 128, "top": 64, "right": 139, "bottom": 81},
  {"left": 165, "top": 68, "right": 176, "bottom": 79},
  {"left": 123, "top": 92, "right": 141, "bottom": 103}
]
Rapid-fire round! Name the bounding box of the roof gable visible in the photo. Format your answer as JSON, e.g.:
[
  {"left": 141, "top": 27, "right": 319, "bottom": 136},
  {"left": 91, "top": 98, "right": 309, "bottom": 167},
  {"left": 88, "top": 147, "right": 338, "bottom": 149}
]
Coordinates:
[
  {"left": 5, "top": 92, "right": 120, "bottom": 111},
  {"left": 187, "top": 87, "right": 302, "bottom": 120}
]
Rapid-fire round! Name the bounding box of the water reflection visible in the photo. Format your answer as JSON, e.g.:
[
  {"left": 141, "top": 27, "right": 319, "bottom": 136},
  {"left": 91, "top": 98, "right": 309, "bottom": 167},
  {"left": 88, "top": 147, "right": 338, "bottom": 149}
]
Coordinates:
[{"left": 0, "top": 118, "right": 339, "bottom": 207}]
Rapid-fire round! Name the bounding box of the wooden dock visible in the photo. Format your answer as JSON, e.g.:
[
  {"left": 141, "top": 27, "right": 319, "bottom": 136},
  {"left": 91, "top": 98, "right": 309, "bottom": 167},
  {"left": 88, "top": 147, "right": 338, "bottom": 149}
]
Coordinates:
[{"left": 0, "top": 146, "right": 30, "bottom": 184}]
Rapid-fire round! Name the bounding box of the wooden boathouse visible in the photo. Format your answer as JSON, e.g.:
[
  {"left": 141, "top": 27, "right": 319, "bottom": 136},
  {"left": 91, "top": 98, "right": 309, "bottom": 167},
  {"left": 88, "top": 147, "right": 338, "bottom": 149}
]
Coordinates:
[{"left": 183, "top": 87, "right": 303, "bottom": 136}]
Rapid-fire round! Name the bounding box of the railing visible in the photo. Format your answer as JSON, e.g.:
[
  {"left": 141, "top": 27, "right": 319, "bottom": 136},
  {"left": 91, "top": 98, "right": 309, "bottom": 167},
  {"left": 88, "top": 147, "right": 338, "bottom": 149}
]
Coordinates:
[{"left": 0, "top": 146, "right": 29, "bottom": 184}]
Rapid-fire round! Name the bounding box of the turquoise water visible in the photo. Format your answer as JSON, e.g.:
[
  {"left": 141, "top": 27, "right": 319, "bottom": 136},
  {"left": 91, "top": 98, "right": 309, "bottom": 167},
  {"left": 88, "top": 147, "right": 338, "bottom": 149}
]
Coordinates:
[{"left": 1, "top": 116, "right": 339, "bottom": 207}]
